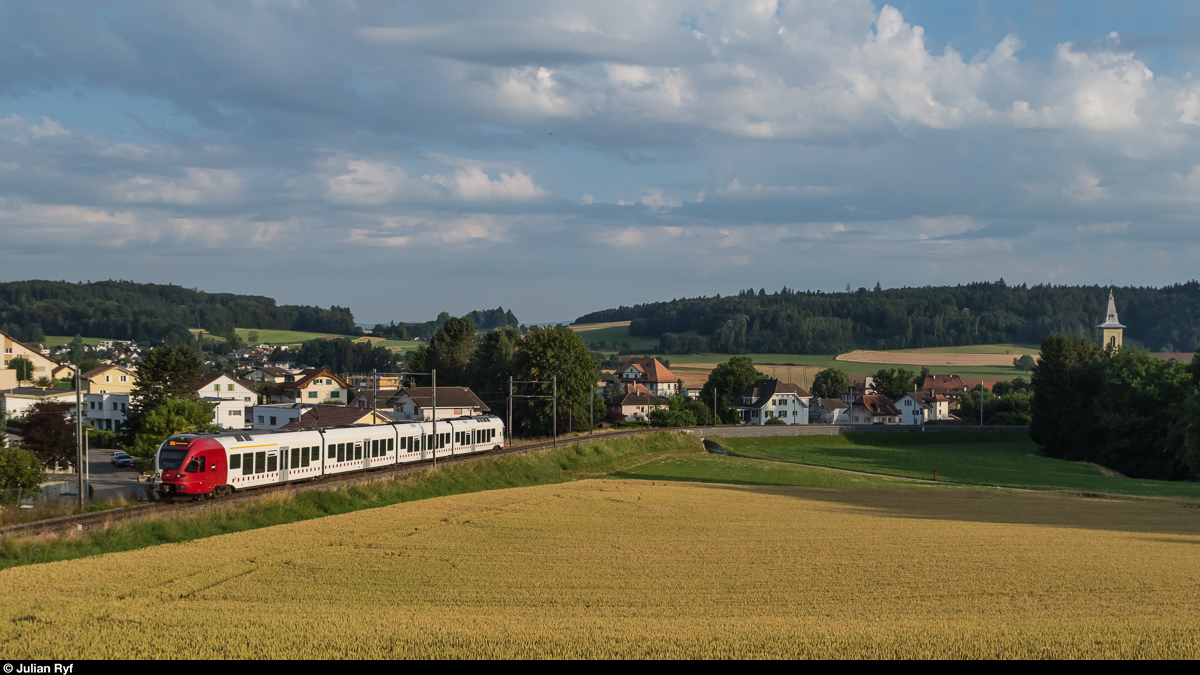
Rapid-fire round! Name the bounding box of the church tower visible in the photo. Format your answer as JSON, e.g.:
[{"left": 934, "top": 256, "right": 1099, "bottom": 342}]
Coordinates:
[{"left": 1096, "top": 289, "right": 1125, "bottom": 351}]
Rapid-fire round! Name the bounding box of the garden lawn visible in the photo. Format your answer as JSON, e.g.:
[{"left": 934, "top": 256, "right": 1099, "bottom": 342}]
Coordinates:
[{"left": 723, "top": 432, "right": 1200, "bottom": 499}]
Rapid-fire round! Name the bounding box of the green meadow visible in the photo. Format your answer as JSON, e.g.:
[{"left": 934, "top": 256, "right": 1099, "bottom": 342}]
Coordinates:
[{"left": 722, "top": 432, "right": 1200, "bottom": 498}]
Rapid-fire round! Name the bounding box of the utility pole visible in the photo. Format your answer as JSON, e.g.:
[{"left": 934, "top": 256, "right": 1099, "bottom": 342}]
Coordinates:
[
  {"left": 432, "top": 369, "right": 437, "bottom": 468},
  {"left": 553, "top": 377, "right": 557, "bottom": 448},
  {"left": 508, "top": 376, "right": 513, "bottom": 446},
  {"left": 75, "top": 368, "right": 83, "bottom": 511}
]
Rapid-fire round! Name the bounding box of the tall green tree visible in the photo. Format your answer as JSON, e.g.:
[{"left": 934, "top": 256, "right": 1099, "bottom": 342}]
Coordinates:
[
  {"left": 427, "top": 316, "right": 478, "bottom": 385},
  {"left": 700, "top": 356, "right": 766, "bottom": 423},
  {"left": 69, "top": 334, "right": 86, "bottom": 365},
  {"left": 7, "top": 356, "right": 34, "bottom": 383},
  {"left": 131, "top": 398, "right": 219, "bottom": 458},
  {"left": 122, "top": 346, "right": 204, "bottom": 446},
  {"left": 872, "top": 368, "right": 917, "bottom": 401},
  {"left": 1030, "top": 335, "right": 1102, "bottom": 462},
  {"left": 1093, "top": 348, "right": 1191, "bottom": 479},
  {"left": 510, "top": 327, "right": 599, "bottom": 437},
  {"left": 468, "top": 327, "right": 519, "bottom": 398},
  {"left": 811, "top": 368, "right": 851, "bottom": 399}
]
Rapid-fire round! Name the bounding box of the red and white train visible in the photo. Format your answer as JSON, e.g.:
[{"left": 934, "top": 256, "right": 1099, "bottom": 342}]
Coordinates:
[{"left": 153, "top": 415, "right": 506, "bottom": 500}]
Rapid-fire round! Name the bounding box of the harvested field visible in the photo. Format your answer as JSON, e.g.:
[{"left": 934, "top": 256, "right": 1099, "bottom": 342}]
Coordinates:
[
  {"left": 4, "top": 480, "right": 1199, "bottom": 658},
  {"left": 836, "top": 349, "right": 1036, "bottom": 367},
  {"left": 667, "top": 363, "right": 821, "bottom": 390},
  {"left": 571, "top": 320, "right": 632, "bottom": 332}
]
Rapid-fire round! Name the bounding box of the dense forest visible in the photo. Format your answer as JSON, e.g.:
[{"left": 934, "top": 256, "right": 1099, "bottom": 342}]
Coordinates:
[
  {"left": 370, "top": 307, "right": 520, "bottom": 341},
  {"left": 575, "top": 281, "right": 1200, "bottom": 353},
  {"left": 0, "top": 280, "right": 358, "bottom": 344}
]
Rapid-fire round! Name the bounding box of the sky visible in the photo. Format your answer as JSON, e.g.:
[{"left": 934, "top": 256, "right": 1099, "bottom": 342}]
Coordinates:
[{"left": 2, "top": 1, "right": 1200, "bottom": 325}]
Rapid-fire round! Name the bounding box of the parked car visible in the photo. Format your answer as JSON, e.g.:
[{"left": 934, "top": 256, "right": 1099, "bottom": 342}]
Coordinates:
[{"left": 111, "top": 451, "right": 135, "bottom": 468}]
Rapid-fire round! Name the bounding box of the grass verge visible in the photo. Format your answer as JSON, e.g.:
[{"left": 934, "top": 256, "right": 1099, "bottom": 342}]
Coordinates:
[{"left": 0, "top": 432, "right": 700, "bottom": 570}]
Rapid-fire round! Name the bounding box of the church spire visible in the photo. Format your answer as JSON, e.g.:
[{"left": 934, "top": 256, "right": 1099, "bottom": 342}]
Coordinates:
[
  {"left": 1096, "top": 289, "right": 1125, "bottom": 329},
  {"left": 1096, "top": 289, "right": 1125, "bottom": 350}
]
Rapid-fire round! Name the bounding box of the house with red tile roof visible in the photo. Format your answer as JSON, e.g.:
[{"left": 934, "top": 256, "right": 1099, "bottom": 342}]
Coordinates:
[
  {"left": 849, "top": 395, "right": 902, "bottom": 425},
  {"left": 615, "top": 357, "right": 681, "bottom": 397}
]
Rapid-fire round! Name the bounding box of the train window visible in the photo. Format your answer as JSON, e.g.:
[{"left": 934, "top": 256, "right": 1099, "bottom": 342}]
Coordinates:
[
  {"left": 230, "top": 454, "right": 241, "bottom": 470},
  {"left": 311, "top": 446, "right": 319, "bottom": 462},
  {"left": 243, "top": 453, "right": 253, "bottom": 475},
  {"left": 267, "top": 453, "right": 278, "bottom": 472},
  {"left": 328, "top": 445, "right": 336, "bottom": 459},
  {"left": 255, "top": 452, "right": 266, "bottom": 474},
  {"left": 387, "top": 438, "right": 394, "bottom": 453},
  {"left": 291, "top": 447, "right": 300, "bottom": 468},
  {"left": 301, "top": 448, "right": 310, "bottom": 468},
  {"left": 336, "top": 444, "right": 344, "bottom": 463},
  {"left": 355, "top": 443, "right": 362, "bottom": 460},
  {"left": 372, "top": 440, "right": 379, "bottom": 457}
]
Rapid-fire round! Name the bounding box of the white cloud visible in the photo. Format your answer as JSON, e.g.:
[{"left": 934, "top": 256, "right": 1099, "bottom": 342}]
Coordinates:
[
  {"left": 114, "top": 168, "right": 244, "bottom": 205},
  {"left": 327, "top": 159, "right": 547, "bottom": 205}
]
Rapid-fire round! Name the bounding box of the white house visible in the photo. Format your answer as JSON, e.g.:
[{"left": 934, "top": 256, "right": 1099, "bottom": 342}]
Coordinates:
[
  {"left": 387, "top": 387, "right": 490, "bottom": 421},
  {"left": 615, "top": 358, "right": 681, "bottom": 398},
  {"left": 85, "top": 392, "right": 130, "bottom": 432},
  {"left": 193, "top": 373, "right": 258, "bottom": 429},
  {"left": 1, "top": 388, "right": 79, "bottom": 419},
  {"left": 895, "top": 392, "right": 951, "bottom": 426},
  {"left": 731, "top": 379, "right": 811, "bottom": 425}
]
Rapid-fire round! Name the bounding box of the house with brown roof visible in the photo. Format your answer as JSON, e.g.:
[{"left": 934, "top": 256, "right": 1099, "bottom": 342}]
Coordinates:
[
  {"left": 915, "top": 374, "right": 969, "bottom": 403},
  {"left": 1, "top": 329, "right": 59, "bottom": 382},
  {"left": 849, "top": 395, "right": 902, "bottom": 425},
  {"left": 83, "top": 365, "right": 138, "bottom": 394},
  {"left": 279, "top": 405, "right": 392, "bottom": 430},
  {"left": 896, "top": 391, "right": 950, "bottom": 426},
  {"left": 811, "top": 398, "right": 849, "bottom": 424},
  {"left": 731, "top": 379, "right": 811, "bottom": 425},
  {"left": 386, "top": 387, "right": 490, "bottom": 421},
  {"left": 266, "top": 368, "right": 351, "bottom": 405},
  {"left": 608, "top": 392, "right": 669, "bottom": 422},
  {"left": 616, "top": 357, "right": 681, "bottom": 397}
]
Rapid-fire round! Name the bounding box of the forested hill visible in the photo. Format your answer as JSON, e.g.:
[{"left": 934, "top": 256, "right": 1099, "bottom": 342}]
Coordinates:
[
  {"left": 574, "top": 281, "right": 1200, "bottom": 354},
  {"left": 0, "top": 280, "right": 358, "bottom": 344}
]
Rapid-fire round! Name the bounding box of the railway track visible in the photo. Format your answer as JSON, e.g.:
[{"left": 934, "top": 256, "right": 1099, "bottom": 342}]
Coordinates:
[{"left": 0, "top": 426, "right": 665, "bottom": 541}]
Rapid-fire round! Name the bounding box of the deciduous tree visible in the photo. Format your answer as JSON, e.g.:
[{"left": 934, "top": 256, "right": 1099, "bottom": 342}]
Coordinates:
[
  {"left": 511, "top": 327, "right": 599, "bottom": 437},
  {"left": 131, "top": 398, "right": 219, "bottom": 458},
  {"left": 21, "top": 401, "right": 75, "bottom": 470},
  {"left": 428, "top": 316, "right": 478, "bottom": 385},
  {"left": 811, "top": 368, "right": 851, "bottom": 399},
  {"left": 700, "top": 356, "right": 766, "bottom": 423}
]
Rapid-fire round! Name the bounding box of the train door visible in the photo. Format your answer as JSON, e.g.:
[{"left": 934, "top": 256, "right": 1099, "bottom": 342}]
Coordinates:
[
  {"left": 278, "top": 446, "right": 290, "bottom": 483},
  {"left": 364, "top": 436, "right": 373, "bottom": 469}
]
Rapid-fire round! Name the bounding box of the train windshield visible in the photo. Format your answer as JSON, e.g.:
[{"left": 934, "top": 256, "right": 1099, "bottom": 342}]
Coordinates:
[{"left": 159, "top": 442, "right": 191, "bottom": 470}]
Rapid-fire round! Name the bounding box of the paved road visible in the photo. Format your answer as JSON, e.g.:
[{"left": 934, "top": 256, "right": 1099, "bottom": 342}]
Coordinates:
[{"left": 84, "top": 448, "right": 152, "bottom": 501}]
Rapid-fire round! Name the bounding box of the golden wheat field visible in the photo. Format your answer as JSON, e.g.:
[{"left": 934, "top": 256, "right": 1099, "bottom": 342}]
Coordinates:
[{"left": 3, "top": 480, "right": 1200, "bottom": 658}]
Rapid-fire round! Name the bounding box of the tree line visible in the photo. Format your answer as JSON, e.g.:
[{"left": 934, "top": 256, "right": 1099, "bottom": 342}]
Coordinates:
[
  {"left": 1032, "top": 337, "right": 1200, "bottom": 480},
  {"left": 0, "top": 280, "right": 357, "bottom": 345},
  {"left": 576, "top": 281, "right": 1200, "bottom": 354},
  {"left": 369, "top": 307, "right": 520, "bottom": 341}
]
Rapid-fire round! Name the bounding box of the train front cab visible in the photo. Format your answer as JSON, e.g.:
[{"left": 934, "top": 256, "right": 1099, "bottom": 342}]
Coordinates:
[{"left": 155, "top": 437, "right": 229, "bottom": 500}]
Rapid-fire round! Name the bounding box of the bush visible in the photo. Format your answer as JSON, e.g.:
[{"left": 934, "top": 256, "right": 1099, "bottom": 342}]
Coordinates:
[{"left": 0, "top": 447, "right": 46, "bottom": 491}]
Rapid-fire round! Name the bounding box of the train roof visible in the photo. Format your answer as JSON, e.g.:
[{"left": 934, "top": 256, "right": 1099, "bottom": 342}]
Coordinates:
[{"left": 167, "top": 415, "right": 502, "bottom": 443}]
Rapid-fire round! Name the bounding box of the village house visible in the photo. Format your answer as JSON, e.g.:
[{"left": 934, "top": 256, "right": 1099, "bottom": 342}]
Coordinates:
[
  {"left": 245, "top": 365, "right": 294, "bottom": 383},
  {"left": 615, "top": 357, "right": 681, "bottom": 398},
  {"left": 895, "top": 391, "right": 951, "bottom": 426},
  {"left": 85, "top": 392, "right": 130, "bottom": 432},
  {"left": 0, "top": 387, "right": 79, "bottom": 419},
  {"left": 82, "top": 364, "right": 138, "bottom": 394},
  {"left": 279, "top": 405, "right": 392, "bottom": 430},
  {"left": 266, "top": 368, "right": 351, "bottom": 404},
  {"left": 608, "top": 392, "right": 669, "bottom": 422},
  {"left": 0, "top": 329, "right": 58, "bottom": 382},
  {"left": 849, "top": 395, "right": 902, "bottom": 425},
  {"left": 811, "top": 398, "right": 849, "bottom": 424},
  {"left": 915, "top": 374, "right": 969, "bottom": 404},
  {"left": 732, "top": 379, "right": 812, "bottom": 425},
  {"left": 193, "top": 372, "right": 258, "bottom": 429},
  {"left": 386, "top": 387, "right": 490, "bottom": 421}
]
